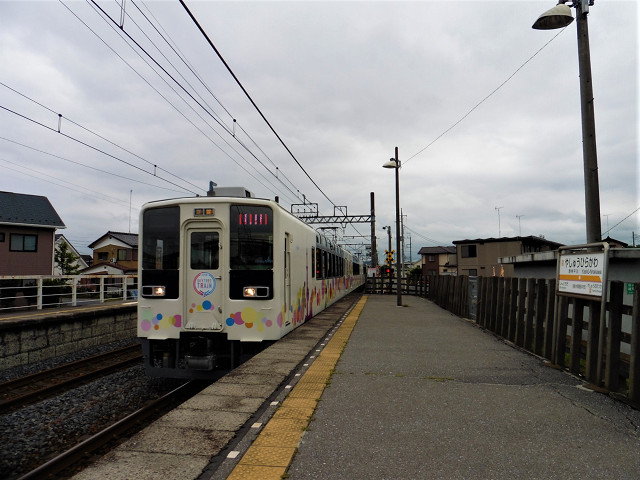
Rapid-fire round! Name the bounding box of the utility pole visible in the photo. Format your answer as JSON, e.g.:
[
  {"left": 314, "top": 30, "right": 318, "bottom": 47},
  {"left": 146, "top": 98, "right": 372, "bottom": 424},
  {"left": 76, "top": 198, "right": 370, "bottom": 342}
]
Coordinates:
[
  {"left": 495, "top": 206, "right": 503, "bottom": 237},
  {"left": 370, "top": 192, "right": 378, "bottom": 267},
  {"left": 516, "top": 214, "right": 525, "bottom": 237},
  {"left": 401, "top": 210, "right": 407, "bottom": 280}
]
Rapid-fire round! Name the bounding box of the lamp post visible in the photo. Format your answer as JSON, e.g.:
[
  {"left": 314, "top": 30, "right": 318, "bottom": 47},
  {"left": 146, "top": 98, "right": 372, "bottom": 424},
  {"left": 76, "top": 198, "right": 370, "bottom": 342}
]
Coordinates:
[
  {"left": 383, "top": 147, "right": 402, "bottom": 307},
  {"left": 533, "top": 0, "right": 601, "bottom": 244}
]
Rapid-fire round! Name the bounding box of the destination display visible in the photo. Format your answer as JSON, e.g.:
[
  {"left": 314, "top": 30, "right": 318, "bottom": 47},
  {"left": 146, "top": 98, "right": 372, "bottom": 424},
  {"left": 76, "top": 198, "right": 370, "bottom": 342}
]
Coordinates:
[{"left": 558, "top": 252, "right": 605, "bottom": 297}]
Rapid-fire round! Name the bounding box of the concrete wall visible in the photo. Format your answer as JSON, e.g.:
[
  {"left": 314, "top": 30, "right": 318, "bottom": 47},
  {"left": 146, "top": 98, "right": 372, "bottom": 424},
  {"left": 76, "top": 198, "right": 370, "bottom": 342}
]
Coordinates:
[{"left": 0, "top": 304, "right": 137, "bottom": 370}]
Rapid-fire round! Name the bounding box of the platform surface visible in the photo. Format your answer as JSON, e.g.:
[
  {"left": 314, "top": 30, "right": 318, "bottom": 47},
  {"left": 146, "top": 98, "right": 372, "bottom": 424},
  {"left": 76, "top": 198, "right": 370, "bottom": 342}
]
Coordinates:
[{"left": 281, "top": 295, "right": 640, "bottom": 480}]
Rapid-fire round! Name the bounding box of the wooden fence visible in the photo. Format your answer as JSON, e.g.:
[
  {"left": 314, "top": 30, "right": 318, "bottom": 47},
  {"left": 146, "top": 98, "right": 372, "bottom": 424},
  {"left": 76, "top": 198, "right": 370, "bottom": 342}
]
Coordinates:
[
  {"left": 365, "top": 276, "right": 429, "bottom": 297},
  {"left": 426, "top": 275, "right": 640, "bottom": 408}
]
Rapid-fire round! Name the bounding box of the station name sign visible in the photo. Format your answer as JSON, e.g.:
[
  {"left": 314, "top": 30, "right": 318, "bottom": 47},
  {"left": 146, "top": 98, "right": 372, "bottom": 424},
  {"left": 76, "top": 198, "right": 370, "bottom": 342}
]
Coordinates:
[{"left": 558, "top": 252, "right": 605, "bottom": 297}]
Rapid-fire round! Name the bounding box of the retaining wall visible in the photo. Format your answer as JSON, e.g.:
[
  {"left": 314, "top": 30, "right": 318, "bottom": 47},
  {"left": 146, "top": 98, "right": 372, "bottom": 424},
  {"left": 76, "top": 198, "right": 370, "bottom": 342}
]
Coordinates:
[{"left": 0, "top": 304, "right": 137, "bottom": 370}]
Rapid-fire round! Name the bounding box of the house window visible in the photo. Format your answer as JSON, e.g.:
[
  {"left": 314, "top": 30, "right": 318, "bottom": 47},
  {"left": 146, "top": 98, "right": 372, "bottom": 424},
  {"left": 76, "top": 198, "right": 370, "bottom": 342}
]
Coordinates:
[
  {"left": 117, "top": 249, "right": 128, "bottom": 261},
  {"left": 10, "top": 234, "right": 38, "bottom": 252},
  {"left": 428, "top": 255, "right": 435, "bottom": 262},
  {"left": 0, "top": 233, "right": 4, "bottom": 242},
  {"left": 461, "top": 245, "right": 477, "bottom": 258},
  {"left": 98, "top": 252, "right": 108, "bottom": 261}
]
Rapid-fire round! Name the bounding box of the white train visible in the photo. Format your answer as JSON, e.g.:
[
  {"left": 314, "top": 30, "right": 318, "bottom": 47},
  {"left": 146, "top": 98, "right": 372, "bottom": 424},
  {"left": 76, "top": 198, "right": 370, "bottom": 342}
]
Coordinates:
[{"left": 137, "top": 187, "right": 365, "bottom": 378}]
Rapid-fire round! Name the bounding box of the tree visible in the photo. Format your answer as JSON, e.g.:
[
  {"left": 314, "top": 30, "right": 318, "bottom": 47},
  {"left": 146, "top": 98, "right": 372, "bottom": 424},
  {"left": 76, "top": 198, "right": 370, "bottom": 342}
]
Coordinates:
[{"left": 55, "top": 241, "right": 81, "bottom": 275}]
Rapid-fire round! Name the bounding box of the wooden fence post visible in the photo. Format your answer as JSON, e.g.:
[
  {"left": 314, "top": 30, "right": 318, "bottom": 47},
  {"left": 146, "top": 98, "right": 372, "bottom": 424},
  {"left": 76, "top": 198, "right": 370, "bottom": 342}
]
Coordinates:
[
  {"left": 479, "top": 277, "right": 488, "bottom": 327},
  {"left": 605, "top": 281, "right": 624, "bottom": 392},
  {"left": 500, "top": 278, "right": 511, "bottom": 338},
  {"left": 629, "top": 283, "right": 640, "bottom": 405},
  {"left": 507, "top": 277, "right": 518, "bottom": 342},
  {"left": 489, "top": 277, "right": 498, "bottom": 333},
  {"left": 496, "top": 277, "right": 505, "bottom": 336},
  {"left": 515, "top": 278, "right": 527, "bottom": 347},
  {"left": 534, "top": 279, "right": 546, "bottom": 356},
  {"left": 554, "top": 295, "right": 569, "bottom": 367},
  {"left": 585, "top": 299, "right": 601, "bottom": 384},
  {"left": 524, "top": 278, "right": 536, "bottom": 351},
  {"left": 569, "top": 298, "right": 585, "bottom": 375},
  {"left": 543, "top": 279, "right": 556, "bottom": 361}
]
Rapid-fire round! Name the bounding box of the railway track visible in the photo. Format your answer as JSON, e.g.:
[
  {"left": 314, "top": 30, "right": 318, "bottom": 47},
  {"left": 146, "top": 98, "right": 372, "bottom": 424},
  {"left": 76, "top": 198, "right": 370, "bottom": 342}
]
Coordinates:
[
  {"left": 0, "top": 344, "right": 142, "bottom": 412},
  {"left": 17, "top": 380, "right": 205, "bottom": 480}
]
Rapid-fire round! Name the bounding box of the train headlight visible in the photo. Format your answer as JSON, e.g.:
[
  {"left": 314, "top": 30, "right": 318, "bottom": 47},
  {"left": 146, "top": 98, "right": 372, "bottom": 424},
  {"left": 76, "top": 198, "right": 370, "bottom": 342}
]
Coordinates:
[
  {"left": 243, "top": 286, "right": 269, "bottom": 298},
  {"left": 153, "top": 286, "right": 166, "bottom": 297}
]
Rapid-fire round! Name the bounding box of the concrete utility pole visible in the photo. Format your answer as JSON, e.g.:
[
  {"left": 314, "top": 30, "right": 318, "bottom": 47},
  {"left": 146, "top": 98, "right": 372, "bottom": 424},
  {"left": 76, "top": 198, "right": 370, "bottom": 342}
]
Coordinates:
[{"left": 532, "top": 1, "right": 602, "bottom": 244}]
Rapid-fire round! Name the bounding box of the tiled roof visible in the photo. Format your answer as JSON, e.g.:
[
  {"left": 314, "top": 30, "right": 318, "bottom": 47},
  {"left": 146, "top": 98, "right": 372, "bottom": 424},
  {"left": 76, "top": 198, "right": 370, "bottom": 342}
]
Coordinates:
[
  {"left": 418, "top": 246, "right": 456, "bottom": 255},
  {"left": 453, "top": 236, "right": 563, "bottom": 248},
  {"left": 0, "top": 191, "right": 65, "bottom": 228},
  {"left": 88, "top": 231, "right": 138, "bottom": 248}
]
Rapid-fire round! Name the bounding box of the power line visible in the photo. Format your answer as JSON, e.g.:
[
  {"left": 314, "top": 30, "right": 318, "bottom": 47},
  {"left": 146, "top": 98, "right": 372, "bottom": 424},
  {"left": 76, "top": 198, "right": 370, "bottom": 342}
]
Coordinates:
[
  {"left": 405, "top": 27, "right": 567, "bottom": 165},
  {"left": 404, "top": 225, "right": 449, "bottom": 247},
  {"left": 602, "top": 206, "right": 640, "bottom": 238}
]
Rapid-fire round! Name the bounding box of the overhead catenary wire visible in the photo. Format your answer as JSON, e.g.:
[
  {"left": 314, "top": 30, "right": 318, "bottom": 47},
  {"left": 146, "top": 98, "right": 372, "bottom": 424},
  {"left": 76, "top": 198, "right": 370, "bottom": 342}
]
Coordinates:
[
  {"left": 58, "top": 1, "right": 300, "bottom": 204},
  {"left": 0, "top": 157, "right": 136, "bottom": 209},
  {"left": 178, "top": 0, "right": 337, "bottom": 208},
  {"left": 134, "top": 0, "right": 305, "bottom": 200},
  {"left": 0, "top": 136, "right": 187, "bottom": 194},
  {"left": 0, "top": 80, "right": 201, "bottom": 194},
  {"left": 81, "top": 0, "right": 304, "bottom": 204},
  {"left": 0, "top": 104, "right": 200, "bottom": 195}
]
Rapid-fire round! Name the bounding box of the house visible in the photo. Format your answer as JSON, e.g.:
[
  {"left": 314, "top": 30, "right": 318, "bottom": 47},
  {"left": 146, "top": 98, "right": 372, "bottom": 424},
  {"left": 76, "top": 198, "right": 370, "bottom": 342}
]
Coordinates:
[
  {"left": 0, "top": 191, "right": 66, "bottom": 275},
  {"left": 82, "top": 231, "right": 138, "bottom": 275},
  {"left": 418, "top": 246, "right": 457, "bottom": 276},
  {"left": 54, "top": 234, "right": 88, "bottom": 275},
  {"left": 453, "top": 236, "right": 563, "bottom": 277}
]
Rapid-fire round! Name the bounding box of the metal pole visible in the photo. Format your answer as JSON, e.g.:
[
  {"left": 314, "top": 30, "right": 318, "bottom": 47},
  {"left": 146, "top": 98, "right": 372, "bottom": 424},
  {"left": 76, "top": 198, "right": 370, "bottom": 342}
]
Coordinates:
[
  {"left": 576, "top": 3, "right": 602, "bottom": 243},
  {"left": 387, "top": 226, "right": 392, "bottom": 295},
  {"left": 394, "top": 146, "right": 402, "bottom": 306},
  {"left": 370, "top": 192, "right": 378, "bottom": 267}
]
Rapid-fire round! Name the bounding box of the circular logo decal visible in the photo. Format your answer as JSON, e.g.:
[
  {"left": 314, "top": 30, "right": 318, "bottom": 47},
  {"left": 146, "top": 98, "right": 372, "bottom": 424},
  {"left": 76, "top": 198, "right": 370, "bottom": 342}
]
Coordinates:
[{"left": 193, "top": 272, "right": 216, "bottom": 296}]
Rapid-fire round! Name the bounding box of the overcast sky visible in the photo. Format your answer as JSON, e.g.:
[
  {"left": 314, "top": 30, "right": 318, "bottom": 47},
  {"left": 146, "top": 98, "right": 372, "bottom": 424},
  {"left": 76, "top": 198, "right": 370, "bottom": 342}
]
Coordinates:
[{"left": 1, "top": 1, "right": 638, "bottom": 260}]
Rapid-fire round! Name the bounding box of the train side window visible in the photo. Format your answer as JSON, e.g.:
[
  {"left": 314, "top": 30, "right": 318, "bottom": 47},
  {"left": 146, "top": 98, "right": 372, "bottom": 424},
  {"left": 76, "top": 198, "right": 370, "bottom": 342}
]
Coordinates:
[{"left": 322, "top": 251, "right": 327, "bottom": 279}]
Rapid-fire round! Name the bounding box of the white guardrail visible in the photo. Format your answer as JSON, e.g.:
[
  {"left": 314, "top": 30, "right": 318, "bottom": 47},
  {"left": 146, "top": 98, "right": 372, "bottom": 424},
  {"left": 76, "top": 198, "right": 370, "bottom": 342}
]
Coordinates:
[{"left": 0, "top": 275, "right": 138, "bottom": 313}]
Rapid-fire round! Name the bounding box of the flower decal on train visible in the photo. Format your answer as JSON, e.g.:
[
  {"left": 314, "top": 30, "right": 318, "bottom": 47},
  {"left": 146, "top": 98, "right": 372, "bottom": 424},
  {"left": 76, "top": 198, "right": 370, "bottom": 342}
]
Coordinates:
[
  {"left": 140, "top": 309, "right": 182, "bottom": 331},
  {"left": 226, "top": 307, "right": 275, "bottom": 332},
  {"left": 189, "top": 301, "right": 214, "bottom": 313}
]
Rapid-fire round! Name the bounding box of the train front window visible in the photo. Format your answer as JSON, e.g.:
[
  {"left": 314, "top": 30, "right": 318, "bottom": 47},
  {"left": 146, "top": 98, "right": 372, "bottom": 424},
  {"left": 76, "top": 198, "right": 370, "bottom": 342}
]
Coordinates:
[
  {"left": 191, "top": 232, "right": 219, "bottom": 270},
  {"left": 230, "top": 205, "right": 273, "bottom": 270},
  {"left": 142, "top": 206, "right": 180, "bottom": 270}
]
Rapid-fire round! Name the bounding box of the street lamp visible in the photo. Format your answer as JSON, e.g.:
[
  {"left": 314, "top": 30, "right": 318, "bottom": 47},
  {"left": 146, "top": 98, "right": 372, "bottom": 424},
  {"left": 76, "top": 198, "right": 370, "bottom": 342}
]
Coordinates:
[
  {"left": 533, "top": 0, "right": 602, "bottom": 244},
  {"left": 383, "top": 146, "right": 402, "bottom": 307}
]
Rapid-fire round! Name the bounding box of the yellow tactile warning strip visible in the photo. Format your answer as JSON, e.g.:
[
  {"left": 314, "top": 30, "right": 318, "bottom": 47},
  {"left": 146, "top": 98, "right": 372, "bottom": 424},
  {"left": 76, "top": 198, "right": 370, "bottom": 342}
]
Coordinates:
[{"left": 226, "top": 296, "right": 368, "bottom": 480}]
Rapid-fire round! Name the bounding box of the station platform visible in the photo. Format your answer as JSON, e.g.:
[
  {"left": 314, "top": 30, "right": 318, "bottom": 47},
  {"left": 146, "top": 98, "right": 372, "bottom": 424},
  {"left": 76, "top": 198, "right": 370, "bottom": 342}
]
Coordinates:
[{"left": 76, "top": 295, "right": 640, "bottom": 479}]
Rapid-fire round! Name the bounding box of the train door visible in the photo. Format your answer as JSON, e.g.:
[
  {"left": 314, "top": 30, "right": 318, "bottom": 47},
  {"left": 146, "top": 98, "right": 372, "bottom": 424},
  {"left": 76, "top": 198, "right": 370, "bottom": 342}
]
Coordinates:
[
  {"left": 284, "top": 233, "right": 291, "bottom": 327},
  {"left": 185, "top": 225, "right": 224, "bottom": 331}
]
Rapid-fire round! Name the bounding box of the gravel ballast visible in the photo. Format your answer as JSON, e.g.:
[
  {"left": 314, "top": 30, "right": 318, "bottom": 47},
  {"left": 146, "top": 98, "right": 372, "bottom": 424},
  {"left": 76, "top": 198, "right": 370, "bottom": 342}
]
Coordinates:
[{"left": 0, "top": 339, "right": 184, "bottom": 479}]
